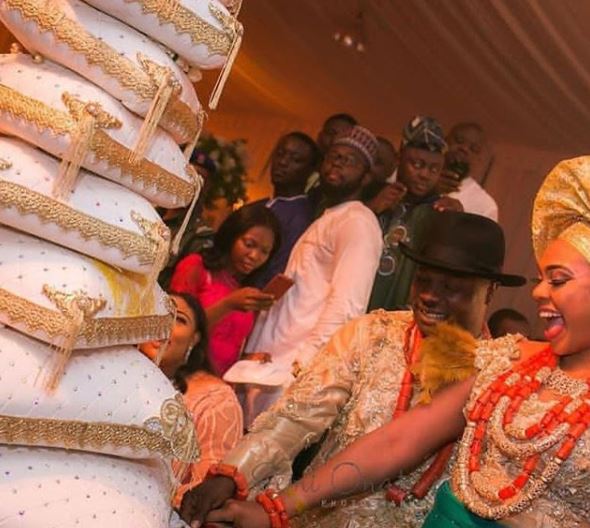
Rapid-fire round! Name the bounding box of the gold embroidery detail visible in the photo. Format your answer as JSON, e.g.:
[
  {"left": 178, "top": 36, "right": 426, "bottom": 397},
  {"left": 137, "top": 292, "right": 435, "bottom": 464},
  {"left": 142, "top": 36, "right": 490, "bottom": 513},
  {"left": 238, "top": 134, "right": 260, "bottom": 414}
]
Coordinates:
[
  {"left": 0, "top": 158, "right": 12, "bottom": 170},
  {"left": 144, "top": 394, "right": 199, "bottom": 461},
  {"left": 137, "top": 53, "right": 181, "bottom": 94},
  {"left": 62, "top": 92, "right": 122, "bottom": 130},
  {"left": 126, "top": 0, "right": 239, "bottom": 55},
  {"left": 40, "top": 286, "right": 108, "bottom": 387},
  {"left": 0, "top": 85, "right": 195, "bottom": 204},
  {"left": 0, "top": 395, "right": 199, "bottom": 462},
  {"left": 222, "top": 0, "right": 242, "bottom": 16},
  {"left": 131, "top": 210, "right": 171, "bottom": 289},
  {"left": 0, "top": 181, "right": 169, "bottom": 266},
  {"left": 0, "top": 286, "right": 173, "bottom": 345},
  {"left": 2, "top": 0, "right": 198, "bottom": 142},
  {"left": 42, "top": 285, "right": 106, "bottom": 321}
]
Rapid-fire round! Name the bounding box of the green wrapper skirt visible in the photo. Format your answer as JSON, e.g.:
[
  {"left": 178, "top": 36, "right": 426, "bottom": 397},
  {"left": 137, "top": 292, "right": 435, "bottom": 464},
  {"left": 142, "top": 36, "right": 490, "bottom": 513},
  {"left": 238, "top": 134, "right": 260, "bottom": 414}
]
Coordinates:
[{"left": 422, "top": 481, "right": 504, "bottom": 528}]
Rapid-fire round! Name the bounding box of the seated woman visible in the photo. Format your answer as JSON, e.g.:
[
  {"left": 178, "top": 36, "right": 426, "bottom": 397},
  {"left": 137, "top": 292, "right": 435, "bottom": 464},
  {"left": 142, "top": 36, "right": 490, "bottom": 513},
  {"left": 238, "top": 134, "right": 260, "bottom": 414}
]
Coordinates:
[
  {"left": 198, "top": 159, "right": 590, "bottom": 527},
  {"left": 170, "top": 203, "right": 281, "bottom": 377},
  {"left": 139, "top": 292, "right": 243, "bottom": 507}
]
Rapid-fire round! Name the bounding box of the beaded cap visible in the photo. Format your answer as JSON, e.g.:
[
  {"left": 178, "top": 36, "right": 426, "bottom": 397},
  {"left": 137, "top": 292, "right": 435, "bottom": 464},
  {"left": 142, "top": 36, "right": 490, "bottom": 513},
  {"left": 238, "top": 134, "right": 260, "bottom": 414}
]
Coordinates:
[
  {"left": 400, "top": 115, "right": 447, "bottom": 154},
  {"left": 332, "top": 125, "right": 379, "bottom": 169}
]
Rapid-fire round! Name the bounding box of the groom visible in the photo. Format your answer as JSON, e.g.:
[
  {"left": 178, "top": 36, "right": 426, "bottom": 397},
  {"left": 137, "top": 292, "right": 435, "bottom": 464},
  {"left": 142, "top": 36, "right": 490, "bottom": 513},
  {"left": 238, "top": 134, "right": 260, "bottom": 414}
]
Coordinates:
[{"left": 180, "top": 210, "right": 525, "bottom": 528}]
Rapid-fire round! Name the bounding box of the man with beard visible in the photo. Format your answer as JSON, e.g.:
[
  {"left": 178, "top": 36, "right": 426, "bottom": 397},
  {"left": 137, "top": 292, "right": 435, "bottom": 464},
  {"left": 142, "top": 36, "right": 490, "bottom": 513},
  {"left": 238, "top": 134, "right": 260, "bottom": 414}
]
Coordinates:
[
  {"left": 306, "top": 113, "right": 358, "bottom": 209},
  {"left": 223, "top": 126, "right": 382, "bottom": 425},
  {"left": 180, "top": 210, "right": 525, "bottom": 528}
]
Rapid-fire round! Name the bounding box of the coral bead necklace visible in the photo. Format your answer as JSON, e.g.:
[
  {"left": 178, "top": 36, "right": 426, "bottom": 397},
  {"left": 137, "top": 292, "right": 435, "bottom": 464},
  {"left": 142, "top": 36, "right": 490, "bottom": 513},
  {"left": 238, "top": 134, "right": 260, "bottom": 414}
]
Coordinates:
[
  {"left": 385, "top": 322, "right": 455, "bottom": 505},
  {"left": 456, "top": 346, "right": 590, "bottom": 519}
]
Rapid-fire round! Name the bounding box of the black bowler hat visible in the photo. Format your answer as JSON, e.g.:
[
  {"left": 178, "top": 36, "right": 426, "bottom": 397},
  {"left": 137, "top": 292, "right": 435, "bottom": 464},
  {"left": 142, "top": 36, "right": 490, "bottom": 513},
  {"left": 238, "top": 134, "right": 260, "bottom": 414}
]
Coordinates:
[{"left": 400, "top": 210, "right": 526, "bottom": 287}]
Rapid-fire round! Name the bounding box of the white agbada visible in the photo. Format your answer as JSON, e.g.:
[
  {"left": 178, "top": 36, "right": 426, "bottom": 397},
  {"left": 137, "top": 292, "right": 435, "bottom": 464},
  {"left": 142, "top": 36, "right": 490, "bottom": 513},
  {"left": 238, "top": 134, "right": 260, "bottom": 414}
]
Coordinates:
[{"left": 224, "top": 200, "right": 382, "bottom": 422}]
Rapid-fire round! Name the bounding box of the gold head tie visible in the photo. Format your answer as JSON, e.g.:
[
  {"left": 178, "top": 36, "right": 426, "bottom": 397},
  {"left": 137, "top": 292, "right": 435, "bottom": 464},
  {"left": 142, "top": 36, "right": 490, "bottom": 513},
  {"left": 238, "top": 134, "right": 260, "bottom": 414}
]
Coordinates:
[{"left": 532, "top": 156, "right": 590, "bottom": 263}]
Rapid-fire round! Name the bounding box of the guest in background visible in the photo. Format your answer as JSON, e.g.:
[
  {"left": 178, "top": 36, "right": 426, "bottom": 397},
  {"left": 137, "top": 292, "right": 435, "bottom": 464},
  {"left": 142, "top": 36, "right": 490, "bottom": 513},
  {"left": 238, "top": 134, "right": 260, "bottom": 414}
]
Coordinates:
[
  {"left": 488, "top": 307, "right": 531, "bottom": 338},
  {"left": 159, "top": 150, "right": 217, "bottom": 290},
  {"left": 224, "top": 125, "right": 382, "bottom": 426},
  {"left": 363, "top": 135, "right": 399, "bottom": 206},
  {"left": 437, "top": 122, "right": 498, "bottom": 221},
  {"left": 139, "top": 292, "right": 243, "bottom": 507},
  {"left": 248, "top": 132, "right": 320, "bottom": 289},
  {"left": 170, "top": 204, "right": 281, "bottom": 376},
  {"left": 368, "top": 116, "right": 463, "bottom": 312},
  {"left": 306, "top": 112, "right": 358, "bottom": 205},
  {"left": 316, "top": 113, "right": 358, "bottom": 156}
]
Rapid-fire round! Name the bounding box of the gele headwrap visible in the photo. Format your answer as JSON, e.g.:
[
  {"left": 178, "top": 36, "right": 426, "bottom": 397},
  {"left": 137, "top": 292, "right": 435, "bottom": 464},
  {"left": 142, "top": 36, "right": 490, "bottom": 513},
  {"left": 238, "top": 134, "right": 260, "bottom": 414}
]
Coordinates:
[{"left": 532, "top": 156, "right": 590, "bottom": 263}]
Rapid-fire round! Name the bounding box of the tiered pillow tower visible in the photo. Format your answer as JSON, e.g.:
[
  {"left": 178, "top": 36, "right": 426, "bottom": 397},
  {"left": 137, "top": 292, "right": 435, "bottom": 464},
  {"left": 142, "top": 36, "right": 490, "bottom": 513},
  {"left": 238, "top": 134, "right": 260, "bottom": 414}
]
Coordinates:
[{"left": 0, "top": 0, "right": 244, "bottom": 526}]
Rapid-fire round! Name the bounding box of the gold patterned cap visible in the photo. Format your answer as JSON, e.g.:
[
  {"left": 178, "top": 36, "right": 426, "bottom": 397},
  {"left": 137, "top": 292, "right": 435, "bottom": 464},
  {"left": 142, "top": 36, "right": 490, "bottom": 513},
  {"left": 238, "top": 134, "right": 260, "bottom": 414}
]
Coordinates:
[{"left": 532, "top": 156, "right": 590, "bottom": 262}]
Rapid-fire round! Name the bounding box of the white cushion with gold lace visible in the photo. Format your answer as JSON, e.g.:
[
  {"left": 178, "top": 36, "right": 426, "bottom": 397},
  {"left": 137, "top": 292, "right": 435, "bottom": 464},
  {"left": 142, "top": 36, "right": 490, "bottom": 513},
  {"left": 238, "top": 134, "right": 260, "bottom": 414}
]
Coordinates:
[
  {"left": 0, "top": 137, "right": 170, "bottom": 275},
  {"left": 0, "top": 445, "right": 173, "bottom": 527},
  {"left": 0, "top": 53, "right": 197, "bottom": 208},
  {"left": 0, "top": 0, "right": 202, "bottom": 145},
  {"left": 0, "top": 324, "right": 198, "bottom": 462},
  {"left": 83, "top": 0, "right": 241, "bottom": 70},
  {"left": 0, "top": 225, "right": 174, "bottom": 350}
]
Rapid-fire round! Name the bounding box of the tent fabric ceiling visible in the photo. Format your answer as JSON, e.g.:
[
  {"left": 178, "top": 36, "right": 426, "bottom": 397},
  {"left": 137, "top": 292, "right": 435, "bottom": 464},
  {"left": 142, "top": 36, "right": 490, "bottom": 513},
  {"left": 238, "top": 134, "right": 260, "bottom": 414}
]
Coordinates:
[
  {"left": 0, "top": 1, "right": 588, "bottom": 335},
  {"left": 214, "top": 0, "right": 590, "bottom": 154}
]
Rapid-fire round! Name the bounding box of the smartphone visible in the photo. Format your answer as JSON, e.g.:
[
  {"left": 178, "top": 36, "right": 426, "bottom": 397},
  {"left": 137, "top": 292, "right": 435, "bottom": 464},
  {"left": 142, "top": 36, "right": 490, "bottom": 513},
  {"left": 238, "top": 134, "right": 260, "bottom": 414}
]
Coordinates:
[{"left": 262, "top": 273, "right": 294, "bottom": 300}]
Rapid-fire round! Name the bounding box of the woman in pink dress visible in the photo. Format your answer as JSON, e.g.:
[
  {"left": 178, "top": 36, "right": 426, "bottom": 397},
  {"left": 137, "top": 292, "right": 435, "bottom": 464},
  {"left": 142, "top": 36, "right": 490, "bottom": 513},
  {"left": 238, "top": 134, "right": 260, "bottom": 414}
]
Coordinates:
[{"left": 170, "top": 204, "right": 281, "bottom": 376}]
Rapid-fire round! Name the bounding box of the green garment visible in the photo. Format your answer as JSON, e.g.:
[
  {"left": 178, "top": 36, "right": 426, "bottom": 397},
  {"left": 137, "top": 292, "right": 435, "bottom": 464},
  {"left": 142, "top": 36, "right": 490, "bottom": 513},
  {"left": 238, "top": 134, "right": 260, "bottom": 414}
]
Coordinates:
[
  {"left": 368, "top": 203, "right": 435, "bottom": 311},
  {"left": 422, "top": 482, "right": 504, "bottom": 528}
]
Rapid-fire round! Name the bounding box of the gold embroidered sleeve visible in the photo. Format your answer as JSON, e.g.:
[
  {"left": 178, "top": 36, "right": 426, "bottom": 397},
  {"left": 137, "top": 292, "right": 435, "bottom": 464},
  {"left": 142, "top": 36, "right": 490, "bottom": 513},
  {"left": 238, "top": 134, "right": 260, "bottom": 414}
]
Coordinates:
[{"left": 224, "top": 316, "right": 366, "bottom": 488}]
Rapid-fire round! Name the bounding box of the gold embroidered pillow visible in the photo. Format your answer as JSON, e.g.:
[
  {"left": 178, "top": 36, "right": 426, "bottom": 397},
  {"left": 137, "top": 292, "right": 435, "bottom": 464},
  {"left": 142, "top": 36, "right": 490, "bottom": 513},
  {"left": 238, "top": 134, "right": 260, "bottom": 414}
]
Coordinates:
[
  {"left": 0, "top": 0, "right": 202, "bottom": 145},
  {"left": 0, "top": 53, "right": 198, "bottom": 208},
  {"left": 0, "top": 445, "right": 173, "bottom": 527},
  {"left": 0, "top": 324, "right": 198, "bottom": 463},
  {"left": 0, "top": 137, "right": 169, "bottom": 275},
  {"left": 220, "top": 0, "right": 242, "bottom": 16},
  {"left": 0, "top": 225, "right": 174, "bottom": 350},
  {"left": 83, "top": 0, "right": 242, "bottom": 70}
]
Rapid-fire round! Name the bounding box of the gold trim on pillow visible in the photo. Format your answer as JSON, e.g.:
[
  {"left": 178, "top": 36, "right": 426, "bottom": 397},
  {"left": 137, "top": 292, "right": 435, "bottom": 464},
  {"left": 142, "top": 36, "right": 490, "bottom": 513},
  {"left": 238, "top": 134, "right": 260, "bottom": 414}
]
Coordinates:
[
  {"left": 0, "top": 181, "right": 169, "bottom": 267},
  {"left": 221, "top": 0, "right": 243, "bottom": 17},
  {"left": 0, "top": 86, "right": 195, "bottom": 205},
  {"left": 0, "top": 286, "right": 173, "bottom": 345},
  {"left": 126, "top": 0, "right": 240, "bottom": 56},
  {"left": 0, "top": 395, "right": 199, "bottom": 462},
  {"left": 3, "top": 0, "right": 199, "bottom": 143}
]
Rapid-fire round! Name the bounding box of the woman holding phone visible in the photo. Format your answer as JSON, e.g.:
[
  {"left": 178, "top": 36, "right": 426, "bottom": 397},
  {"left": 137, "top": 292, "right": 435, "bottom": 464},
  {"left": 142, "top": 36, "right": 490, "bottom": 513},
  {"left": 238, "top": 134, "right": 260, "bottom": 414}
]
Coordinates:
[{"left": 170, "top": 203, "right": 281, "bottom": 377}]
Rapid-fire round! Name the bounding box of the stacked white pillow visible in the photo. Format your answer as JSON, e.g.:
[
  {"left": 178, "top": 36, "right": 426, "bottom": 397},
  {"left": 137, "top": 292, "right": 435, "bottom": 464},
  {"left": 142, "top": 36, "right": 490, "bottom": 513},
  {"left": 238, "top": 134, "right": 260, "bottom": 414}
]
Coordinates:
[
  {"left": 0, "top": 0, "right": 245, "bottom": 524},
  {"left": 0, "top": 0, "right": 202, "bottom": 144},
  {"left": 81, "top": 0, "right": 242, "bottom": 70},
  {"left": 0, "top": 54, "right": 197, "bottom": 208},
  {"left": 0, "top": 137, "right": 170, "bottom": 274}
]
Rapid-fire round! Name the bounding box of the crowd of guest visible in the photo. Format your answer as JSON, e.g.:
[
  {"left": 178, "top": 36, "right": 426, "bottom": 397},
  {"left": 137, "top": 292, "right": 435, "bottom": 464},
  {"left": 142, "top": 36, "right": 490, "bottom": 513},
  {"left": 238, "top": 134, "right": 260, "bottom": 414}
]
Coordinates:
[{"left": 142, "top": 112, "right": 529, "bottom": 504}]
